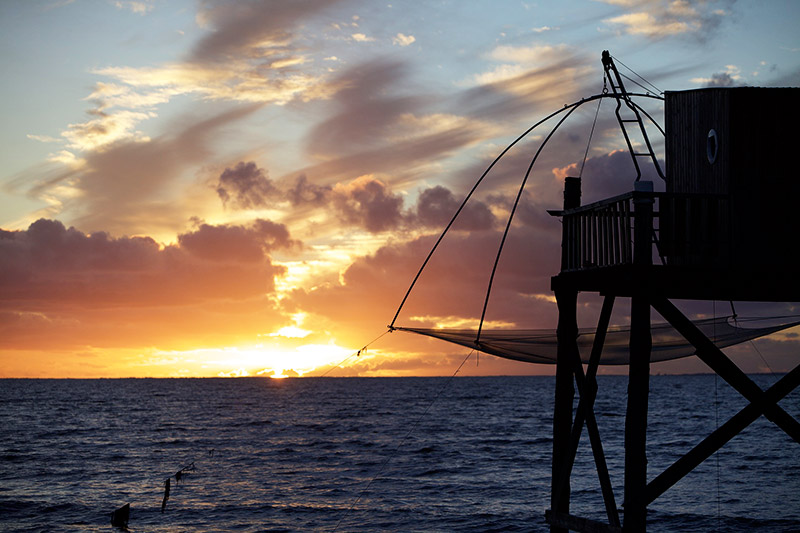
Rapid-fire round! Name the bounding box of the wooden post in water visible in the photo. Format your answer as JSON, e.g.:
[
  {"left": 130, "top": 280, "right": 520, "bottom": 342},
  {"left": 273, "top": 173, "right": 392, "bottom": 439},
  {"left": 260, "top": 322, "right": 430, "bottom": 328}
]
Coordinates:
[
  {"left": 624, "top": 181, "right": 653, "bottom": 531},
  {"left": 551, "top": 177, "right": 581, "bottom": 532}
]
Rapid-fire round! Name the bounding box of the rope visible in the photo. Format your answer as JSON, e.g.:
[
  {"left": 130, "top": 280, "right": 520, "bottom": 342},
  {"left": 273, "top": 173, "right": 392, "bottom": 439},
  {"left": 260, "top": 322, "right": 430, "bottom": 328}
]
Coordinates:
[
  {"left": 311, "top": 330, "right": 391, "bottom": 378},
  {"left": 277, "top": 330, "right": 391, "bottom": 405},
  {"left": 332, "top": 349, "right": 475, "bottom": 531},
  {"left": 728, "top": 302, "right": 778, "bottom": 378},
  {"left": 612, "top": 54, "right": 662, "bottom": 94},
  {"left": 579, "top": 97, "right": 603, "bottom": 178}
]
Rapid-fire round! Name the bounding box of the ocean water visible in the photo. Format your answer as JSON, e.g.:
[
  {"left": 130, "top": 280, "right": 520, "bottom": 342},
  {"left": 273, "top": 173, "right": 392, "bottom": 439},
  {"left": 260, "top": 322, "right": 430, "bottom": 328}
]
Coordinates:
[{"left": 1, "top": 375, "right": 798, "bottom": 532}]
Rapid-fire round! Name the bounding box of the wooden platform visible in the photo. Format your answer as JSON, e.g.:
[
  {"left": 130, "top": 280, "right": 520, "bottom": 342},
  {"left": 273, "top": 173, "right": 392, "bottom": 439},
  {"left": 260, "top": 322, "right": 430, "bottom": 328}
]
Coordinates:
[{"left": 552, "top": 264, "right": 800, "bottom": 302}]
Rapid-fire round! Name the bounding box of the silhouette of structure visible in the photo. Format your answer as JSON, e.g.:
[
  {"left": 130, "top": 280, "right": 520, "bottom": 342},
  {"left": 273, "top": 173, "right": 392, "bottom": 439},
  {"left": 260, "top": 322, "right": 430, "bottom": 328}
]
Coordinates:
[
  {"left": 389, "top": 51, "right": 800, "bottom": 532},
  {"left": 545, "top": 54, "right": 800, "bottom": 532}
]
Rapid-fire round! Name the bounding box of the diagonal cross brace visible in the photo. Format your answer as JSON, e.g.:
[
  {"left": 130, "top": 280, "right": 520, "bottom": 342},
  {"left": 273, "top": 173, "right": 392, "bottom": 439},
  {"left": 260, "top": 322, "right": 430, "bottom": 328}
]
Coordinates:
[
  {"left": 646, "top": 362, "right": 800, "bottom": 504},
  {"left": 553, "top": 295, "right": 620, "bottom": 527},
  {"left": 651, "top": 296, "right": 800, "bottom": 444}
]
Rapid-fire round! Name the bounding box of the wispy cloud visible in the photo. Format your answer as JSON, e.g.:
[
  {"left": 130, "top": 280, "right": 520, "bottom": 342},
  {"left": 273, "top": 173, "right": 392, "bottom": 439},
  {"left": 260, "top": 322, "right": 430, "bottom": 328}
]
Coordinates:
[
  {"left": 598, "top": 0, "right": 733, "bottom": 40},
  {"left": 113, "top": 0, "right": 154, "bottom": 15},
  {"left": 351, "top": 32, "right": 375, "bottom": 42},
  {"left": 59, "top": 0, "right": 347, "bottom": 156},
  {"left": 21, "top": 104, "right": 264, "bottom": 237},
  {"left": 392, "top": 33, "right": 415, "bottom": 46}
]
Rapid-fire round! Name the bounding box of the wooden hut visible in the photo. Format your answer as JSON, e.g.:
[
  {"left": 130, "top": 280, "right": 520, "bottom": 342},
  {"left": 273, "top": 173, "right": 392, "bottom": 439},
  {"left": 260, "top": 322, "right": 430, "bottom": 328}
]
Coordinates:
[{"left": 548, "top": 80, "right": 800, "bottom": 532}]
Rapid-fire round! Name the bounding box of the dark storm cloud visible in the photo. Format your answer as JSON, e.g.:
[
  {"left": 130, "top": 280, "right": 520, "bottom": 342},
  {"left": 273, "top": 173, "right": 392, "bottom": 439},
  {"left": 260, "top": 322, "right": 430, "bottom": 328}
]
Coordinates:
[{"left": 216, "top": 161, "right": 280, "bottom": 209}]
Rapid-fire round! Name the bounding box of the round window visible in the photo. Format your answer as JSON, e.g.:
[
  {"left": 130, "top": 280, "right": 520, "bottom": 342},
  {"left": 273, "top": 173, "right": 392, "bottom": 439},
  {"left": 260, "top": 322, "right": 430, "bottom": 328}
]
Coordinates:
[{"left": 707, "top": 129, "right": 718, "bottom": 164}]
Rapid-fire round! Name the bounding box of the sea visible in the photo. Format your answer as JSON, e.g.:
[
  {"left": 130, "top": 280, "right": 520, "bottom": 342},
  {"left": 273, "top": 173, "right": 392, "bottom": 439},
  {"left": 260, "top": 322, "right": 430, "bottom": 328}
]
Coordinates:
[{"left": 1, "top": 375, "right": 798, "bottom": 532}]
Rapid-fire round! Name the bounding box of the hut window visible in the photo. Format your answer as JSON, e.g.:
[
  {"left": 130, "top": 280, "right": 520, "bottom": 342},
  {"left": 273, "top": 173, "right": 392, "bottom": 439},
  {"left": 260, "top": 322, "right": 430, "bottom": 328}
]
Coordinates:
[{"left": 707, "top": 129, "right": 718, "bottom": 164}]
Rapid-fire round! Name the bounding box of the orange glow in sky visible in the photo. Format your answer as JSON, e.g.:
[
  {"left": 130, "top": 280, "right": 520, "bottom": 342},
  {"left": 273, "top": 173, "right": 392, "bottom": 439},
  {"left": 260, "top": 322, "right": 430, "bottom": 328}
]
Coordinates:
[{"left": 2, "top": 1, "right": 799, "bottom": 377}]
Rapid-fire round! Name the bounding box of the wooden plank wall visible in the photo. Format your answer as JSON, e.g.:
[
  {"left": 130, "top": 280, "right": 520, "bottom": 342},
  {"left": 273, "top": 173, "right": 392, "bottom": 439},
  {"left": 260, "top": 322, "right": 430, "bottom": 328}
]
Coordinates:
[{"left": 664, "top": 87, "right": 800, "bottom": 271}]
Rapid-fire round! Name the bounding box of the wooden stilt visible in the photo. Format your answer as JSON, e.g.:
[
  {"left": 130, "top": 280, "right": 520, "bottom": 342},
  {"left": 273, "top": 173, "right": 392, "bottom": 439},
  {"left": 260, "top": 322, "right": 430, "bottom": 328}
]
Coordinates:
[
  {"left": 623, "top": 183, "right": 654, "bottom": 532},
  {"left": 551, "top": 178, "right": 581, "bottom": 532},
  {"left": 553, "top": 288, "right": 577, "bottom": 533},
  {"left": 624, "top": 294, "right": 651, "bottom": 531}
]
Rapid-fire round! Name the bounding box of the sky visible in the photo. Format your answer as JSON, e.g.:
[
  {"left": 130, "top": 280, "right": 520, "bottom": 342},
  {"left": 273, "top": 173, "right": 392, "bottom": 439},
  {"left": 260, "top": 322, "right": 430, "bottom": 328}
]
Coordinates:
[{"left": 2, "top": 0, "right": 800, "bottom": 378}]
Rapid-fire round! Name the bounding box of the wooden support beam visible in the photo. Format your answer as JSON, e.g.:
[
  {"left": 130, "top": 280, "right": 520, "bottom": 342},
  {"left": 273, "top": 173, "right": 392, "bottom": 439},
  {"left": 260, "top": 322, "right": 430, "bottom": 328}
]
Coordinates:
[
  {"left": 554, "top": 295, "right": 620, "bottom": 527},
  {"left": 624, "top": 294, "right": 651, "bottom": 531},
  {"left": 553, "top": 288, "right": 578, "bottom": 532},
  {"left": 586, "top": 296, "right": 620, "bottom": 527},
  {"left": 551, "top": 176, "right": 581, "bottom": 533},
  {"left": 624, "top": 184, "right": 653, "bottom": 532},
  {"left": 645, "top": 362, "right": 800, "bottom": 505},
  {"left": 651, "top": 297, "right": 800, "bottom": 444}
]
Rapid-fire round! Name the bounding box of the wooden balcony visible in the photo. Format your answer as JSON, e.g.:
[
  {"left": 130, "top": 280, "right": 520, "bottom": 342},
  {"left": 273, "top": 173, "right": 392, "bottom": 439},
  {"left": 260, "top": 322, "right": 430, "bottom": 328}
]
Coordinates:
[{"left": 549, "top": 188, "right": 800, "bottom": 302}]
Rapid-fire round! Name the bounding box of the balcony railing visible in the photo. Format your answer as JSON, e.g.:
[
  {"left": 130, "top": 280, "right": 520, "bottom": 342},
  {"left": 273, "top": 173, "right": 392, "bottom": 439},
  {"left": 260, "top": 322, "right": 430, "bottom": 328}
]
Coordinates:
[{"left": 554, "top": 191, "right": 730, "bottom": 272}]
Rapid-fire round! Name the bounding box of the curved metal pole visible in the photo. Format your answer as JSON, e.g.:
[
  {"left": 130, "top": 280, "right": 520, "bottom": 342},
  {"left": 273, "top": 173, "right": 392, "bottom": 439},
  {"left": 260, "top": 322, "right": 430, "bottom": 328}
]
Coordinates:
[
  {"left": 388, "top": 92, "right": 663, "bottom": 330},
  {"left": 476, "top": 103, "right": 580, "bottom": 343},
  {"left": 632, "top": 101, "right": 666, "bottom": 137}
]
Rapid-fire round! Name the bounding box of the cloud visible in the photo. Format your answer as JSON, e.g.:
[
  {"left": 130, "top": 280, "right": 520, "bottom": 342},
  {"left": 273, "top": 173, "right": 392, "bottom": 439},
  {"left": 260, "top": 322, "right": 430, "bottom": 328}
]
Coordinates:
[
  {"left": 392, "top": 33, "right": 416, "bottom": 46},
  {"left": 351, "top": 33, "right": 375, "bottom": 42},
  {"left": 113, "top": 1, "right": 154, "bottom": 14},
  {"left": 57, "top": 0, "right": 348, "bottom": 156},
  {"left": 216, "top": 161, "right": 280, "bottom": 209},
  {"left": 486, "top": 43, "right": 571, "bottom": 66},
  {"left": 190, "top": 0, "right": 343, "bottom": 64},
  {"left": 456, "top": 50, "right": 594, "bottom": 123},
  {"left": 22, "top": 104, "right": 263, "bottom": 237},
  {"left": 288, "top": 220, "right": 563, "bottom": 340},
  {"left": 599, "top": 0, "right": 733, "bottom": 40},
  {"left": 0, "top": 218, "right": 293, "bottom": 351},
  {"left": 306, "top": 59, "right": 427, "bottom": 157},
  {"left": 286, "top": 174, "right": 332, "bottom": 207},
  {"left": 414, "top": 185, "right": 496, "bottom": 231},
  {"left": 552, "top": 149, "right": 666, "bottom": 201},
  {"left": 61, "top": 109, "right": 155, "bottom": 152},
  {"left": 249, "top": 171, "right": 497, "bottom": 234},
  {"left": 178, "top": 218, "right": 298, "bottom": 261},
  {"left": 691, "top": 65, "right": 744, "bottom": 87},
  {"left": 331, "top": 175, "right": 406, "bottom": 233}
]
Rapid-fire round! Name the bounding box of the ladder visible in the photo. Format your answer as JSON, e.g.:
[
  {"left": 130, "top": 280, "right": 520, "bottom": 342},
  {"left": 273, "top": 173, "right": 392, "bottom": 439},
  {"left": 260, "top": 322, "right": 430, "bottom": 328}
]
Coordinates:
[{"left": 601, "top": 50, "right": 665, "bottom": 181}]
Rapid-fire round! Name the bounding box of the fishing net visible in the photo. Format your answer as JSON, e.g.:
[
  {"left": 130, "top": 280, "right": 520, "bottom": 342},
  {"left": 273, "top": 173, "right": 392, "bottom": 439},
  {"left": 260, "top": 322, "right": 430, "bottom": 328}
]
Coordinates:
[{"left": 395, "top": 315, "right": 800, "bottom": 365}]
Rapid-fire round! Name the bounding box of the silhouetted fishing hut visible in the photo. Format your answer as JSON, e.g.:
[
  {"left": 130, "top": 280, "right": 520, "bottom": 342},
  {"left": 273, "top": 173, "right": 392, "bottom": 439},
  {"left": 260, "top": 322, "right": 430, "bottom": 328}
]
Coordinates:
[
  {"left": 389, "top": 51, "right": 800, "bottom": 533},
  {"left": 547, "top": 58, "right": 800, "bottom": 531}
]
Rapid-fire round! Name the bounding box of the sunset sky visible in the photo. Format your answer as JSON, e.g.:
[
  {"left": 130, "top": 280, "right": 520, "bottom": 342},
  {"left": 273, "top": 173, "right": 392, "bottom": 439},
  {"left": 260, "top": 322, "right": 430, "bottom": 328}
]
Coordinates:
[{"left": 2, "top": 0, "right": 799, "bottom": 378}]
